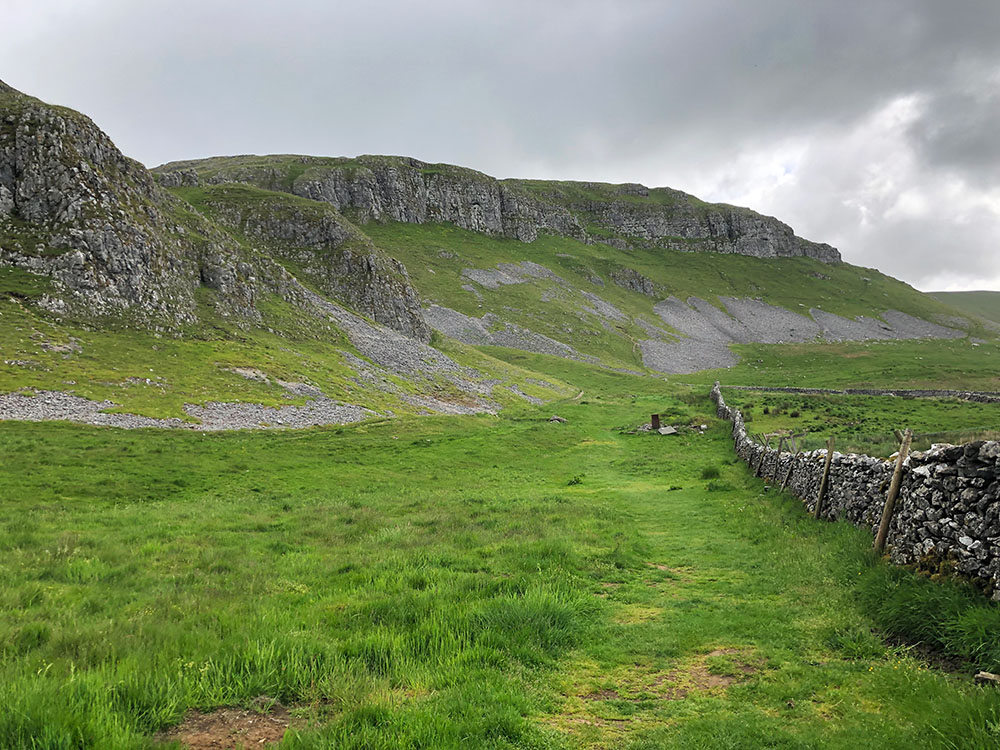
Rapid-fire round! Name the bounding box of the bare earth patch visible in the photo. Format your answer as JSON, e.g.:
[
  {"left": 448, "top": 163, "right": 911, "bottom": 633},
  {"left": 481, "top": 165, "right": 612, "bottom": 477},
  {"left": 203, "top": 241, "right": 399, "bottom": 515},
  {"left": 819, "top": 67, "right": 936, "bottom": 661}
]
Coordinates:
[
  {"left": 581, "top": 688, "right": 622, "bottom": 701},
  {"left": 546, "top": 648, "right": 763, "bottom": 741},
  {"left": 651, "top": 648, "right": 759, "bottom": 699},
  {"left": 155, "top": 700, "right": 296, "bottom": 750}
]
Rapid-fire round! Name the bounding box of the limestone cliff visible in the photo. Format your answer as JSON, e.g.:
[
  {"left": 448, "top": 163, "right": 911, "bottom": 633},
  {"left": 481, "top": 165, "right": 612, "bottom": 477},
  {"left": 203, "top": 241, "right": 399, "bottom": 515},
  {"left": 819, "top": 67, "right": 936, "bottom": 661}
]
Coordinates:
[
  {"left": 0, "top": 80, "right": 262, "bottom": 325},
  {"left": 186, "top": 184, "right": 431, "bottom": 341},
  {"left": 0, "top": 82, "right": 429, "bottom": 338},
  {"left": 155, "top": 154, "right": 840, "bottom": 262}
]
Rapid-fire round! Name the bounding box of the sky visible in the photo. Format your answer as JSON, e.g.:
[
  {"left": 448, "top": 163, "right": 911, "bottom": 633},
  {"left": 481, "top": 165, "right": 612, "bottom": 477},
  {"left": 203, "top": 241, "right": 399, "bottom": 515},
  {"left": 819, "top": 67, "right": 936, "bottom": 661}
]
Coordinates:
[{"left": 3, "top": 0, "right": 1000, "bottom": 291}]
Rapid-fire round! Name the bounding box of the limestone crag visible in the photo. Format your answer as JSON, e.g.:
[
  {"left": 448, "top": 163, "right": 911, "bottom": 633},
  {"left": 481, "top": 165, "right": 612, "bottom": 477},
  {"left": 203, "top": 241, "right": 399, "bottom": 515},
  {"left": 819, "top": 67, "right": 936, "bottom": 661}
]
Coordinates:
[
  {"left": 0, "top": 82, "right": 432, "bottom": 342},
  {"left": 0, "top": 81, "right": 260, "bottom": 325},
  {"left": 610, "top": 267, "right": 660, "bottom": 297},
  {"left": 154, "top": 155, "right": 841, "bottom": 262},
  {"left": 191, "top": 185, "right": 430, "bottom": 340}
]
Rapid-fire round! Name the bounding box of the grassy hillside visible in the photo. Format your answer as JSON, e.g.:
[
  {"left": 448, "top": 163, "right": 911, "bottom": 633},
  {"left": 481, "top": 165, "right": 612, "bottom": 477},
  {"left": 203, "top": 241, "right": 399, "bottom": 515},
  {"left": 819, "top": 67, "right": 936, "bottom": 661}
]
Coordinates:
[
  {"left": 930, "top": 291, "right": 1000, "bottom": 325},
  {"left": 679, "top": 338, "right": 1000, "bottom": 391},
  {"left": 0, "top": 267, "right": 567, "bottom": 420},
  {"left": 363, "top": 221, "right": 983, "bottom": 362}
]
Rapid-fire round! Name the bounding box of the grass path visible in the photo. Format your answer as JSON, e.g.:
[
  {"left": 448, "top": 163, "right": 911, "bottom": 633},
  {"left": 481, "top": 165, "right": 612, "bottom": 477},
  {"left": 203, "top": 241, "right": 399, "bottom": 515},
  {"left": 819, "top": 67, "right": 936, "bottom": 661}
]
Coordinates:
[{"left": 1, "top": 388, "right": 999, "bottom": 748}]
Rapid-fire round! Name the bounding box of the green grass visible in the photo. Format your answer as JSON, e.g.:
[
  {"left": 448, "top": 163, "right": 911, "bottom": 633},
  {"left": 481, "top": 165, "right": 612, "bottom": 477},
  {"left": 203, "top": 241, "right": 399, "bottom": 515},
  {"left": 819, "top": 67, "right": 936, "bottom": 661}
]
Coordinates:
[
  {"left": 931, "top": 291, "right": 1000, "bottom": 326},
  {"left": 720, "top": 390, "right": 1000, "bottom": 456},
  {"left": 0, "top": 272, "right": 564, "bottom": 420},
  {"left": 681, "top": 338, "right": 1000, "bottom": 392},
  {"left": 857, "top": 564, "right": 1000, "bottom": 673},
  {"left": 7, "top": 138, "right": 1000, "bottom": 747},
  {"left": 2, "top": 378, "right": 999, "bottom": 748}
]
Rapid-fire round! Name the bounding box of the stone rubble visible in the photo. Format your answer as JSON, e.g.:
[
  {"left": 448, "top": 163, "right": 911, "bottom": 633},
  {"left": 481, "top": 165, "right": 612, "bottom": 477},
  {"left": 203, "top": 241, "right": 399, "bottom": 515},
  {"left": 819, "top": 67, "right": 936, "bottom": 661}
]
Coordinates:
[{"left": 0, "top": 389, "right": 373, "bottom": 430}]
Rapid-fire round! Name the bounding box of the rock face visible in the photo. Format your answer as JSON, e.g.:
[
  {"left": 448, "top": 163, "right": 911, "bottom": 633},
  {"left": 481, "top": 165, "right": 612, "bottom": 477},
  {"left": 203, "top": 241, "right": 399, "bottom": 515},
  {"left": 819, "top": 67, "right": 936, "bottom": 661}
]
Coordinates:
[
  {"left": 0, "top": 81, "right": 265, "bottom": 325},
  {"left": 189, "top": 184, "right": 430, "bottom": 340},
  {"left": 0, "top": 81, "right": 429, "bottom": 339},
  {"left": 154, "top": 154, "right": 842, "bottom": 263}
]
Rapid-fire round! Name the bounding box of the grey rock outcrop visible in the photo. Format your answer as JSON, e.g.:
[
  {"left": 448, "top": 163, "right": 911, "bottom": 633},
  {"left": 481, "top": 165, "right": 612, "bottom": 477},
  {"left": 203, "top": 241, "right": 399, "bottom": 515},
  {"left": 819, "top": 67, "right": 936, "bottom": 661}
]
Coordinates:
[
  {"left": 154, "top": 154, "right": 842, "bottom": 263},
  {"left": 0, "top": 81, "right": 259, "bottom": 325},
  {"left": 610, "top": 267, "right": 660, "bottom": 297},
  {"left": 0, "top": 82, "right": 432, "bottom": 343},
  {"left": 190, "top": 184, "right": 430, "bottom": 340}
]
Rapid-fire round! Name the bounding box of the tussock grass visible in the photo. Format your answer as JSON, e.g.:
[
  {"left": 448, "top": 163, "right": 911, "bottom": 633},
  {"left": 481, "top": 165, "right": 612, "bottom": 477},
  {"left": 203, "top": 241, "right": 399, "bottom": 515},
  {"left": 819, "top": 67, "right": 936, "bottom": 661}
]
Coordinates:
[{"left": 858, "top": 564, "right": 1000, "bottom": 673}]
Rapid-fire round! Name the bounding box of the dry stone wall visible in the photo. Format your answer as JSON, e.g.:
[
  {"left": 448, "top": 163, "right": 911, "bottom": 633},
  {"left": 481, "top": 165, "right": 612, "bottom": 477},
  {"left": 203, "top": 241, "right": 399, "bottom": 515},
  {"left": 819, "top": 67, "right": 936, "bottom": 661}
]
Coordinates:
[{"left": 711, "top": 382, "right": 1000, "bottom": 598}]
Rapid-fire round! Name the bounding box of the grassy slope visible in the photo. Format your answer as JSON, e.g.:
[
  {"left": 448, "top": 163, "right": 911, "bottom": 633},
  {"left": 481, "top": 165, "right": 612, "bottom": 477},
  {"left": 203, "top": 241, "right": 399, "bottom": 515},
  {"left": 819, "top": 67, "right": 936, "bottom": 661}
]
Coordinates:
[
  {"left": 0, "top": 268, "right": 565, "bottom": 419},
  {"left": 2, "top": 368, "right": 1000, "bottom": 748},
  {"left": 930, "top": 291, "right": 1000, "bottom": 325},
  {"left": 723, "top": 390, "right": 1000, "bottom": 456},
  {"left": 362, "top": 222, "right": 982, "bottom": 370},
  {"left": 678, "top": 338, "right": 1000, "bottom": 392}
]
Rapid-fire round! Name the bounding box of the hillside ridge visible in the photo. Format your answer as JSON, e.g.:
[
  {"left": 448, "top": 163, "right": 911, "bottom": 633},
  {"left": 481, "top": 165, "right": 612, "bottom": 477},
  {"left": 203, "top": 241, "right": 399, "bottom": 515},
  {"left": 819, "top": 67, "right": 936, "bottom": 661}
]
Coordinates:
[
  {"left": 930, "top": 290, "right": 1000, "bottom": 327},
  {"left": 154, "top": 154, "right": 841, "bottom": 263}
]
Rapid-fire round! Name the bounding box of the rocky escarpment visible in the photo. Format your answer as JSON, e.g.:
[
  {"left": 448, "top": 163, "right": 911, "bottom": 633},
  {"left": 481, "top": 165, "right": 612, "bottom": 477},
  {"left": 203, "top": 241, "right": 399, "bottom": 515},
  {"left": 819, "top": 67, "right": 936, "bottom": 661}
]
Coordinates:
[
  {"left": 0, "top": 80, "right": 262, "bottom": 325},
  {"left": 153, "top": 154, "right": 841, "bottom": 262},
  {"left": 183, "top": 184, "right": 430, "bottom": 340},
  {"left": 0, "top": 82, "right": 429, "bottom": 340}
]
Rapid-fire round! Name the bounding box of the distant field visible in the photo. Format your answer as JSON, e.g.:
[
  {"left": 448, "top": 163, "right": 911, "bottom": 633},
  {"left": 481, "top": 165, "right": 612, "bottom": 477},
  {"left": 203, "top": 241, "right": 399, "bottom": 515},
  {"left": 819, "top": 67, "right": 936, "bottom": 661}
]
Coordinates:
[
  {"left": 3, "top": 366, "right": 1000, "bottom": 749},
  {"left": 722, "top": 389, "right": 1000, "bottom": 457},
  {"left": 678, "top": 337, "right": 1000, "bottom": 392},
  {"left": 930, "top": 290, "right": 1000, "bottom": 325}
]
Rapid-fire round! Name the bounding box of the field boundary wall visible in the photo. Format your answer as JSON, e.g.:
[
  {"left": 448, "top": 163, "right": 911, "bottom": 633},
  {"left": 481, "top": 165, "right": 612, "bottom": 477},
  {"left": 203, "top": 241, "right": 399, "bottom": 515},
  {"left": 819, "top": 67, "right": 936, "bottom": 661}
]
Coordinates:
[{"left": 711, "top": 382, "right": 1000, "bottom": 597}]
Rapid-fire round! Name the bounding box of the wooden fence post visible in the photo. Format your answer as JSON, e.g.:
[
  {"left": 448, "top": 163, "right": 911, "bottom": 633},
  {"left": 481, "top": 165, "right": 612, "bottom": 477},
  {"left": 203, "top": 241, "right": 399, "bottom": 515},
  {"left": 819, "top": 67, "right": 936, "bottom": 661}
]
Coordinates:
[
  {"left": 874, "top": 429, "right": 913, "bottom": 555},
  {"left": 813, "top": 437, "right": 836, "bottom": 519},
  {"left": 770, "top": 437, "right": 786, "bottom": 483},
  {"left": 754, "top": 436, "right": 769, "bottom": 476},
  {"left": 781, "top": 451, "right": 800, "bottom": 491}
]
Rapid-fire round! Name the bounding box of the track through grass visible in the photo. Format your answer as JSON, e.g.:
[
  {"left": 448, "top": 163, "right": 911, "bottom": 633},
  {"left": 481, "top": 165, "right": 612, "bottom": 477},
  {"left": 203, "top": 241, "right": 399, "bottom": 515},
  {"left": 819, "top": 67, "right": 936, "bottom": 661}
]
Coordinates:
[{"left": 2, "top": 375, "right": 1000, "bottom": 748}]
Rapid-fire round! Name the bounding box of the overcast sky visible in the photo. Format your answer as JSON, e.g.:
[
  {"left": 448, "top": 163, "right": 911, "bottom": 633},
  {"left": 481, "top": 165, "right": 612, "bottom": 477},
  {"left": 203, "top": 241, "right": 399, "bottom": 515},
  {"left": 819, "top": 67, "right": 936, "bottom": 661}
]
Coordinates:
[{"left": 4, "top": 0, "right": 1000, "bottom": 291}]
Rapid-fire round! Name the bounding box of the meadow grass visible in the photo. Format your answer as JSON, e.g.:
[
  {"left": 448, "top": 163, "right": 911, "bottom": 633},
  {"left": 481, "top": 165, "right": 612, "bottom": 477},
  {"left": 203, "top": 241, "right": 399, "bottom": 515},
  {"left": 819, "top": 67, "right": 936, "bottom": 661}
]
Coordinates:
[
  {"left": 930, "top": 291, "right": 1000, "bottom": 326},
  {"left": 0, "top": 268, "right": 565, "bottom": 420},
  {"left": 681, "top": 338, "right": 1000, "bottom": 392},
  {"left": 2, "top": 376, "right": 999, "bottom": 749},
  {"left": 720, "top": 390, "right": 1000, "bottom": 456}
]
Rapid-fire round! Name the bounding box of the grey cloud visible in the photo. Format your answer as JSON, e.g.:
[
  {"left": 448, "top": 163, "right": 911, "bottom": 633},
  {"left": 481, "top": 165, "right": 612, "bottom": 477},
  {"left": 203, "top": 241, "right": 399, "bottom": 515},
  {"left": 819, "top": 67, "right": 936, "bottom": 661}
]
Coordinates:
[
  {"left": 908, "top": 89, "right": 1000, "bottom": 185},
  {"left": 3, "top": 0, "right": 1000, "bottom": 289}
]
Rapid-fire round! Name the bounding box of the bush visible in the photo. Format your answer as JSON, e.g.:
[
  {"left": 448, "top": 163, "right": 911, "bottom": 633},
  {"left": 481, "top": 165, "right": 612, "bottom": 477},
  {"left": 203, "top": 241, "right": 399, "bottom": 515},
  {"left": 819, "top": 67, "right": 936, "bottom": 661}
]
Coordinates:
[{"left": 700, "top": 465, "right": 720, "bottom": 480}]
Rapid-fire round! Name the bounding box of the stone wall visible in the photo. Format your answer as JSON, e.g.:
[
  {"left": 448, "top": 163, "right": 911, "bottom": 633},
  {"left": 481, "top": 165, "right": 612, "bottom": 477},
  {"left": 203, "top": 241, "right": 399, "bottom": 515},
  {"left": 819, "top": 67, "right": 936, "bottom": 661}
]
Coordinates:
[{"left": 711, "top": 382, "right": 1000, "bottom": 597}]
